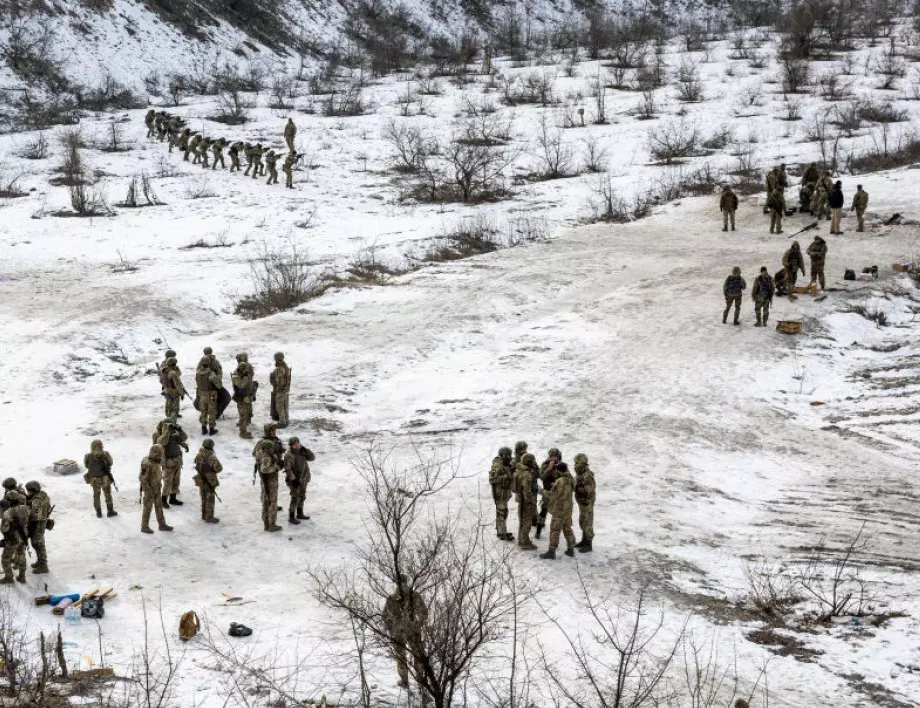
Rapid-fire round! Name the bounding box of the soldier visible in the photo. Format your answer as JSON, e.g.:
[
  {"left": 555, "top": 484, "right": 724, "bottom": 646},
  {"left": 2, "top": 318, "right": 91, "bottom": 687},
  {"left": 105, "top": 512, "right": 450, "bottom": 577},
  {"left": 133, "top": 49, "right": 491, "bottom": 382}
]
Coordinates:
[
  {"left": 383, "top": 583, "right": 427, "bottom": 691},
  {"left": 283, "top": 437, "right": 315, "bottom": 524},
  {"left": 515, "top": 453, "right": 538, "bottom": 550},
  {"left": 159, "top": 348, "right": 177, "bottom": 383},
  {"left": 193, "top": 439, "right": 222, "bottom": 523},
  {"left": 155, "top": 112, "right": 169, "bottom": 141},
  {"left": 573, "top": 454, "right": 595, "bottom": 553},
  {"left": 722, "top": 266, "right": 746, "bottom": 326},
  {"left": 481, "top": 44, "right": 492, "bottom": 75},
  {"left": 489, "top": 447, "right": 514, "bottom": 541},
  {"left": 253, "top": 422, "right": 285, "bottom": 532},
  {"left": 768, "top": 187, "right": 786, "bottom": 234},
  {"left": 0, "top": 491, "right": 29, "bottom": 583},
  {"left": 283, "top": 151, "right": 296, "bottom": 189},
  {"left": 196, "top": 347, "right": 222, "bottom": 435},
  {"left": 828, "top": 180, "right": 844, "bottom": 234},
  {"left": 265, "top": 150, "right": 279, "bottom": 185},
  {"left": 537, "top": 448, "right": 562, "bottom": 538},
  {"left": 251, "top": 143, "right": 264, "bottom": 178},
  {"left": 155, "top": 417, "right": 189, "bottom": 507},
  {"left": 851, "top": 184, "right": 869, "bottom": 232},
  {"left": 231, "top": 353, "right": 257, "bottom": 439},
  {"left": 229, "top": 141, "right": 243, "bottom": 172},
  {"left": 197, "top": 137, "right": 212, "bottom": 168},
  {"left": 84, "top": 439, "right": 117, "bottom": 518},
  {"left": 162, "top": 356, "right": 186, "bottom": 419},
  {"left": 187, "top": 133, "right": 201, "bottom": 163},
  {"left": 802, "top": 162, "right": 820, "bottom": 186},
  {"left": 776, "top": 163, "right": 788, "bottom": 191},
  {"left": 25, "top": 481, "right": 51, "bottom": 574},
  {"left": 270, "top": 351, "right": 291, "bottom": 428},
  {"left": 752, "top": 266, "right": 775, "bottom": 327},
  {"left": 2, "top": 477, "right": 25, "bottom": 497},
  {"left": 807, "top": 236, "right": 828, "bottom": 291},
  {"left": 145, "top": 109, "right": 156, "bottom": 138},
  {"left": 211, "top": 138, "right": 227, "bottom": 170},
  {"left": 811, "top": 172, "right": 833, "bottom": 220},
  {"left": 782, "top": 241, "right": 806, "bottom": 297},
  {"left": 512, "top": 440, "right": 528, "bottom": 470},
  {"left": 539, "top": 461, "right": 576, "bottom": 559},
  {"left": 763, "top": 167, "right": 778, "bottom": 214},
  {"left": 139, "top": 444, "right": 173, "bottom": 534},
  {"left": 243, "top": 142, "right": 255, "bottom": 176},
  {"left": 284, "top": 117, "right": 297, "bottom": 153},
  {"left": 719, "top": 185, "right": 738, "bottom": 232}
]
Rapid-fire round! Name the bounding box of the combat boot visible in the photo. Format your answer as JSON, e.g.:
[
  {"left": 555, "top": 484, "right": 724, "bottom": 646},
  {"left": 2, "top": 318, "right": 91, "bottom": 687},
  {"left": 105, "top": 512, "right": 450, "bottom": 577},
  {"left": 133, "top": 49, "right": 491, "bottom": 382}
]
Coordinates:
[
  {"left": 158, "top": 523, "right": 174, "bottom": 532},
  {"left": 519, "top": 542, "right": 538, "bottom": 551},
  {"left": 209, "top": 427, "right": 218, "bottom": 435},
  {"left": 503, "top": 533, "right": 515, "bottom": 541},
  {"left": 141, "top": 526, "right": 154, "bottom": 534},
  {"left": 288, "top": 512, "right": 300, "bottom": 525},
  {"left": 107, "top": 508, "right": 118, "bottom": 517},
  {"left": 535, "top": 524, "right": 543, "bottom": 539},
  {"left": 296, "top": 505, "right": 310, "bottom": 520},
  {"left": 755, "top": 318, "right": 762, "bottom": 327},
  {"left": 266, "top": 524, "right": 282, "bottom": 532},
  {"left": 564, "top": 547, "right": 575, "bottom": 557},
  {"left": 539, "top": 548, "right": 556, "bottom": 560},
  {"left": 575, "top": 536, "right": 587, "bottom": 549},
  {"left": 578, "top": 540, "right": 593, "bottom": 553},
  {"left": 0, "top": 575, "right": 13, "bottom": 584},
  {"left": 169, "top": 494, "right": 183, "bottom": 506},
  {"left": 201, "top": 425, "right": 208, "bottom": 435},
  {"left": 33, "top": 564, "right": 49, "bottom": 574},
  {"left": 239, "top": 430, "right": 252, "bottom": 439},
  {"left": 162, "top": 495, "right": 170, "bottom": 509},
  {"left": 96, "top": 508, "right": 102, "bottom": 518},
  {"left": 16, "top": 569, "right": 26, "bottom": 583},
  {"left": 205, "top": 517, "right": 220, "bottom": 523}
]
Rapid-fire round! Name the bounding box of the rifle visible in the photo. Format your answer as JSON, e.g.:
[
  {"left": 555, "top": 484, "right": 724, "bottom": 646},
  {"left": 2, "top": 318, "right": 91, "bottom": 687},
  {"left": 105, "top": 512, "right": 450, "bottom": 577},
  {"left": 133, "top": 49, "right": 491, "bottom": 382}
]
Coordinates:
[
  {"left": 103, "top": 464, "right": 119, "bottom": 492},
  {"left": 787, "top": 221, "right": 818, "bottom": 239},
  {"left": 197, "top": 464, "right": 223, "bottom": 503}
]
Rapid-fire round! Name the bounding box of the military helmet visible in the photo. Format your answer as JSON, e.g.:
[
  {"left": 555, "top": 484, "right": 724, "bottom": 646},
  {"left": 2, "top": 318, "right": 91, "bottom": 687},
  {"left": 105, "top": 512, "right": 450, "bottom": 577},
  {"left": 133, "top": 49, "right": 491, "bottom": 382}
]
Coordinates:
[
  {"left": 5, "top": 490, "right": 23, "bottom": 505},
  {"left": 547, "top": 447, "right": 561, "bottom": 459},
  {"left": 514, "top": 440, "right": 528, "bottom": 455},
  {"left": 25, "top": 480, "right": 41, "bottom": 494},
  {"left": 91, "top": 439, "right": 103, "bottom": 451},
  {"left": 149, "top": 444, "right": 164, "bottom": 459},
  {"left": 202, "top": 439, "right": 215, "bottom": 450},
  {"left": 165, "top": 349, "right": 176, "bottom": 358},
  {"left": 274, "top": 352, "right": 285, "bottom": 362},
  {"left": 732, "top": 266, "right": 741, "bottom": 275},
  {"left": 166, "top": 357, "right": 177, "bottom": 366},
  {"left": 573, "top": 453, "right": 588, "bottom": 468},
  {"left": 521, "top": 453, "right": 536, "bottom": 466},
  {"left": 203, "top": 346, "right": 213, "bottom": 355},
  {"left": 264, "top": 422, "right": 278, "bottom": 435},
  {"left": 288, "top": 437, "right": 300, "bottom": 446},
  {"left": 498, "top": 446, "right": 512, "bottom": 459},
  {"left": 2, "top": 477, "right": 17, "bottom": 491},
  {"left": 555, "top": 461, "right": 569, "bottom": 473}
]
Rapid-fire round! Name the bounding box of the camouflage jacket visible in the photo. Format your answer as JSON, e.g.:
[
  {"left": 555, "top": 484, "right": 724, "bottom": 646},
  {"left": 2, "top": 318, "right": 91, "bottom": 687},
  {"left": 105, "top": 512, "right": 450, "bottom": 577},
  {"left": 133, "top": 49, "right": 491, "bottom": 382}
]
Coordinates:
[
  {"left": 489, "top": 457, "right": 514, "bottom": 501},
  {"left": 232, "top": 363, "right": 257, "bottom": 398},
  {"left": 542, "top": 470, "right": 574, "bottom": 517},
  {"left": 194, "top": 449, "right": 222, "bottom": 487},
  {"left": 515, "top": 462, "right": 537, "bottom": 505},
  {"left": 84, "top": 451, "right": 114, "bottom": 478},
  {"left": 270, "top": 363, "right": 291, "bottom": 393},
  {"left": 156, "top": 425, "right": 188, "bottom": 459},
  {"left": 574, "top": 468, "right": 596, "bottom": 506},
  {"left": 283, "top": 447, "right": 315, "bottom": 487},
  {"left": 139, "top": 457, "right": 164, "bottom": 494},
  {"left": 852, "top": 189, "right": 868, "bottom": 210},
  {"left": 383, "top": 587, "right": 427, "bottom": 642},
  {"left": 254, "top": 437, "right": 285, "bottom": 475},
  {"left": 719, "top": 190, "right": 738, "bottom": 211},
  {"left": 163, "top": 367, "right": 185, "bottom": 397},
  {"left": 27, "top": 490, "right": 52, "bottom": 523},
  {"left": 0, "top": 505, "right": 29, "bottom": 545}
]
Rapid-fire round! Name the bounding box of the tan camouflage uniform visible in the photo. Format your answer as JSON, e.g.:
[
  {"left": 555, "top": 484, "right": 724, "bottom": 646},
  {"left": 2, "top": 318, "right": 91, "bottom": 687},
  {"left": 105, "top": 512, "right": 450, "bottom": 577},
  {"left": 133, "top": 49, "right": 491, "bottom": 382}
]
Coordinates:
[
  {"left": 163, "top": 359, "right": 185, "bottom": 419},
  {"left": 541, "top": 463, "right": 576, "bottom": 555},
  {"left": 265, "top": 150, "right": 279, "bottom": 185},
  {"left": 229, "top": 142, "right": 243, "bottom": 172},
  {"left": 283, "top": 438, "right": 314, "bottom": 523},
  {"left": 254, "top": 423, "right": 284, "bottom": 531},
  {"left": 196, "top": 348, "right": 222, "bottom": 433},
  {"left": 489, "top": 448, "right": 514, "bottom": 540},
  {"left": 211, "top": 139, "right": 226, "bottom": 170},
  {"left": 284, "top": 118, "right": 297, "bottom": 153},
  {"left": 270, "top": 353, "right": 291, "bottom": 428},
  {"left": 84, "top": 440, "right": 116, "bottom": 517},
  {"left": 193, "top": 440, "right": 222, "bottom": 523},
  {"left": 0, "top": 494, "right": 29, "bottom": 583},
  {"left": 25, "top": 483, "right": 51, "bottom": 573},
  {"left": 283, "top": 152, "right": 295, "bottom": 188},
  {"left": 139, "top": 445, "right": 172, "bottom": 533},
  {"left": 769, "top": 188, "right": 786, "bottom": 234},
  {"left": 852, "top": 186, "right": 868, "bottom": 232},
  {"left": 231, "top": 353, "right": 256, "bottom": 439},
  {"left": 155, "top": 420, "right": 188, "bottom": 504},
  {"left": 383, "top": 585, "right": 428, "bottom": 690},
  {"left": 573, "top": 454, "right": 595, "bottom": 549},
  {"left": 515, "top": 454, "right": 538, "bottom": 550}
]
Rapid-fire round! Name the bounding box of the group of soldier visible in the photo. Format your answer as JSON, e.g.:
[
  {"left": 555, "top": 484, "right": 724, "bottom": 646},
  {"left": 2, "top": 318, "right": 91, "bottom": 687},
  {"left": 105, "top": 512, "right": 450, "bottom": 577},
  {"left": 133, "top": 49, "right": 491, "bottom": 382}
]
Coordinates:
[
  {"left": 145, "top": 110, "right": 300, "bottom": 189},
  {"left": 718, "top": 162, "right": 869, "bottom": 235},
  {"left": 489, "top": 442, "right": 596, "bottom": 559},
  {"left": 0, "top": 478, "right": 53, "bottom": 582}
]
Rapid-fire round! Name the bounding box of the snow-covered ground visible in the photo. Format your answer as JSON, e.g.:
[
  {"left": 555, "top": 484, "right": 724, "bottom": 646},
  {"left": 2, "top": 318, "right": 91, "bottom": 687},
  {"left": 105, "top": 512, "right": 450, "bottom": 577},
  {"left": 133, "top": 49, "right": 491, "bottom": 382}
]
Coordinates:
[{"left": 2, "top": 23, "right": 920, "bottom": 708}]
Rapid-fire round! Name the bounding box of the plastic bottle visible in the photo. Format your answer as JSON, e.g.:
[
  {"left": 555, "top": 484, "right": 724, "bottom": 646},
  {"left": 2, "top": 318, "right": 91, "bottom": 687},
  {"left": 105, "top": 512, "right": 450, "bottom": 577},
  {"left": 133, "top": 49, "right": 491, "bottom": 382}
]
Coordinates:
[{"left": 64, "top": 605, "right": 81, "bottom": 625}]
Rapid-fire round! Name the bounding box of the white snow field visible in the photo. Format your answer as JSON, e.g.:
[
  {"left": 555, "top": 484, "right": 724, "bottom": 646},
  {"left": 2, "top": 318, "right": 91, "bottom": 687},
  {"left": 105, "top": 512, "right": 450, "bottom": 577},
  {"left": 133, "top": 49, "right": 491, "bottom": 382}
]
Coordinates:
[{"left": 2, "top": 19, "right": 920, "bottom": 708}]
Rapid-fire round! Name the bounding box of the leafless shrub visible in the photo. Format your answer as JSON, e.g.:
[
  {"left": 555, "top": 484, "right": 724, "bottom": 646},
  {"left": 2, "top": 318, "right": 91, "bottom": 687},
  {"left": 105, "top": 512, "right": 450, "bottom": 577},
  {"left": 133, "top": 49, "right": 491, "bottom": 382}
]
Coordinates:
[
  {"left": 234, "top": 240, "right": 331, "bottom": 319},
  {"left": 744, "top": 560, "right": 802, "bottom": 617},
  {"left": 99, "top": 118, "right": 133, "bottom": 153},
  {"left": 501, "top": 71, "right": 557, "bottom": 106},
  {"left": 581, "top": 134, "right": 609, "bottom": 173},
  {"left": 747, "top": 50, "right": 768, "bottom": 69},
  {"left": 179, "top": 231, "right": 234, "bottom": 250},
  {"left": 269, "top": 68, "right": 298, "bottom": 109},
  {"left": 68, "top": 181, "right": 113, "bottom": 217},
  {"left": 587, "top": 173, "right": 632, "bottom": 223},
  {"left": 119, "top": 173, "right": 161, "bottom": 208},
  {"left": 817, "top": 71, "right": 852, "bottom": 101},
  {"left": 533, "top": 116, "right": 575, "bottom": 179},
  {"left": 323, "top": 83, "right": 368, "bottom": 116},
  {"left": 702, "top": 126, "right": 734, "bottom": 151},
  {"left": 832, "top": 99, "right": 863, "bottom": 134},
  {"left": 0, "top": 162, "right": 26, "bottom": 198},
  {"left": 343, "top": 246, "right": 407, "bottom": 284},
  {"left": 781, "top": 96, "right": 803, "bottom": 121},
  {"left": 780, "top": 56, "right": 811, "bottom": 93},
  {"left": 636, "top": 88, "right": 657, "bottom": 120},
  {"left": 681, "top": 631, "right": 771, "bottom": 708},
  {"left": 421, "top": 214, "right": 503, "bottom": 261},
  {"left": 19, "top": 131, "right": 49, "bottom": 160},
  {"left": 875, "top": 37, "right": 906, "bottom": 90},
  {"left": 676, "top": 60, "right": 705, "bottom": 102},
  {"left": 166, "top": 73, "right": 186, "bottom": 107},
  {"left": 459, "top": 94, "right": 498, "bottom": 117},
  {"left": 0, "top": 596, "right": 69, "bottom": 705},
  {"left": 3, "top": 16, "right": 68, "bottom": 92},
  {"left": 798, "top": 524, "right": 877, "bottom": 620},
  {"left": 55, "top": 128, "right": 87, "bottom": 187},
  {"left": 647, "top": 119, "right": 701, "bottom": 164},
  {"left": 383, "top": 119, "right": 435, "bottom": 173},
  {"left": 589, "top": 68, "right": 609, "bottom": 124},
  {"left": 805, "top": 111, "right": 842, "bottom": 172},
  {"left": 857, "top": 99, "right": 908, "bottom": 123},
  {"left": 213, "top": 87, "right": 254, "bottom": 125},
  {"left": 850, "top": 124, "right": 920, "bottom": 171},
  {"left": 183, "top": 175, "right": 216, "bottom": 200},
  {"left": 75, "top": 75, "right": 144, "bottom": 111}
]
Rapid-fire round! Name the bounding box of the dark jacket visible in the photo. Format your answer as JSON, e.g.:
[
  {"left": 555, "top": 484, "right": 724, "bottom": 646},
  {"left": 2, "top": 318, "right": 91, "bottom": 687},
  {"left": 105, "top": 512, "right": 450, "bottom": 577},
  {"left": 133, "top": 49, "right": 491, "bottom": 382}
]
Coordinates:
[
  {"left": 723, "top": 274, "right": 746, "bottom": 296},
  {"left": 752, "top": 273, "right": 775, "bottom": 300},
  {"left": 829, "top": 186, "right": 844, "bottom": 209}
]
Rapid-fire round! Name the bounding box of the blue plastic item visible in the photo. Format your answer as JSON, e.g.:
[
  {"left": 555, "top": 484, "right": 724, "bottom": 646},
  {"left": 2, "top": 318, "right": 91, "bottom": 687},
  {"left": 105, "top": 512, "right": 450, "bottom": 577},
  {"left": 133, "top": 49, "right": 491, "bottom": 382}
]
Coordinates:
[{"left": 50, "top": 593, "right": 80, "bottom": 606}]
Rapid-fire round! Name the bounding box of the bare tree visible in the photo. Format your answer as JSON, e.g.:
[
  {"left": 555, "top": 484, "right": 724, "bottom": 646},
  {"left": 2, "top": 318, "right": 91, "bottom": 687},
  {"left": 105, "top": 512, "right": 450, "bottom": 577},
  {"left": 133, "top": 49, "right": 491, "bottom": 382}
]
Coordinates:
[
  {"left": 234, "top": 239, "right": 330, "bottom": 319},
  {"left": 534, "top": 115, "right": 574, "bottom": 179},
  {"left": 798, "top": 523, "right": 875, "bottom": 620},
  {"left": 647, "top": 120, "right": 701, "bottom": 164}
]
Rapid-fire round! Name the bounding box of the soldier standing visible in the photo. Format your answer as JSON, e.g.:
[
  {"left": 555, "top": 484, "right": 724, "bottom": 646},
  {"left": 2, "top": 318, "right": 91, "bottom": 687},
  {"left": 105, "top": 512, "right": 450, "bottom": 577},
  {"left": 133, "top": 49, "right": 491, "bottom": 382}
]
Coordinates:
[
  {"left": 782, "top": 241, "right": 806, "bottom": 297},
  {"left": 145, "top": 109, "right": 156, "bottom": 138},
  {"left": 196, "top": 347, "right": 222, "bottom": 435},
  {"left": 155, "top": 418, "right": 189, "bottom": 507},
  {"left": 807, "top": 236, "right": 828, "bottom": 291},
  {"left": 763, "top": 167, "right": 778, "bottom": 213},
  {"left": 383, "top": 584, "right": 428, "bottom": 691},
  {"left": 193, "top": 439, "right": 222, "bottom": 523},
  {"left": 539, "top": 461, "right": 576, "bottom": 559},
  {"left": 283, "top": 151, "right": 296, "bottom": 189},
  {"left": 198, "top": 137, "right": 212, "bottom": 168},
  {"left": 768, "top": 187, "right": 786, "bottom": 234},
  {"left": 0, "top": 492, "right": 29, "bottom": 584},
  {"left": 828, "top": 180, "right": 844, "bottom": 234},
  {"left": 722, "top": 266, "right": 746, "bottom": 326},
  {"left": 158, "top": 348, "right": 176, "bottom": 388},
  {"left": 177, "top": 128, "right": 191, "bottom": 156},
  {"left": 84, "top": 440, "right": 117, "bottom": 518},
  {"left": 231, "top": 353, "right": 257, "bottom": 439},
  {"left": 139, "top": 444, "right": 173, "bottom": 534},
  {"left": 251, "top": 144, "right": 265, "bottom": 178},
  {"left": 752, "top": 266, "right": 775, "bottom": 327},
  {"left": 515, "top": 453, "right": 538, "bottom": 550},
  {"left": 2, "top": 477, "right": 25, "bottom": 497},
  {"left": 253, "top": 422, "right": 284, "bottom": 532},
  {"left": 719, "top": 185, "right": 738, "bottom": 231},
  {"left": 162, "top": 357, "right": 186, "bottom": 419},
  {"left": 25, "top": 481, "right": 51, "bottom": 574},
  {"left": 851, "top": 185, "right": 869, "bottom": 232},
  {"left": 573, "top": 454, "right": 595, "bottom": 553},
  {"left": 185, "top": 133, "right": 199, "bottom": 162},
  {"left": 537, "top": 448, "right": 561, "bottom": 538},
  {"left": 284, "top": 118, "right": 297, "bottom": 153},
  {"left": 270, "top": 352, "right": 291, "bottom": 428},
  {"left": 211, "top": 138, "right": 227, "bottom": 170},
  {"left": 489, "top": 447, "right": 514, "bottom": 541},
  {"left": 283, "top": 437, "right": 315, "bottom": 524},
  {"left": 228, "top": 141, "right": 243, "bottom": 172},
  {"left": 265, "top": 150, "right": 279, "bottom": 185},
  {"left": 243, "top": 143, "right": 254, "bottom": 176}
]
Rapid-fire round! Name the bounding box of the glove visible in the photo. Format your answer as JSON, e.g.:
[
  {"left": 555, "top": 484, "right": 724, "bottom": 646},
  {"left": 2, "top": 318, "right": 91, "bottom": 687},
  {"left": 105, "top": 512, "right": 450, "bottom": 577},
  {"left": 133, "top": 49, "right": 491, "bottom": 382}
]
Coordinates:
[{"left": 45, "top": 519, "right": 55, "bottom": 531}]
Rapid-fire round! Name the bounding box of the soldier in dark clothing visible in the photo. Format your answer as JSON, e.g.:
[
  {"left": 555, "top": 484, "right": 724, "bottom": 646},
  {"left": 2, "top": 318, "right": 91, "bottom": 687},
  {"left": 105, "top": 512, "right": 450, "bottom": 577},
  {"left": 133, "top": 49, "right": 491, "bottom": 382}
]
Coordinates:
[{"left": 722, "top": 266, "right": 746, "bottom": 325}]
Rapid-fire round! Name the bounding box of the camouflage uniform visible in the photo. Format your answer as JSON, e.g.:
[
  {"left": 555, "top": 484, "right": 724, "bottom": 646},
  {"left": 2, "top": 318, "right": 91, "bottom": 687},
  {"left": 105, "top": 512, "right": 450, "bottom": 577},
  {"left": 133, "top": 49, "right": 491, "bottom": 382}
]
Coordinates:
[
  {"left": 802, "top": 163, "right": 820, "bottom": 186},
  {"left": 270, "top": 352, "right": 291, "bottom": 428},
  {"left": 283, "top": 151, "right": 295, "bottom": 188},
  {"left": 540, "top": 462, "right": 576, "bottom": 558},
  {"left": 145, "top": 109, "right": 156, "bottom": 138},
  {"left": 162, "top": 357, "right": 185, "bottom": 419},
  {"left": 752, "top": 268, "right": 775, "bottom": 327},
  {"left": 283, "top": 437, "right": 314, "bottom": 523},
  {"left": 764, "top": 168, "right": 778, "bottom": 213},
  {"left": 722, "top": 267, "right": 746, "bottom": 325},
  {"left": 806, "top": 236, "right": 828, "bottom": 291},
  {"left": 383, "top": 585, "right": 428, "bottom": 690},
  {"left": 253, "top": 423, "right": 284, "bottom": 532},
  {"left": 719, "top": 186, "right": 738, "bottom": 231},
  {"left": 197, "top": 138, "right": 212, "bottom": 168},
  {"left": 195, "top": 347, "right": 222, "bottom": 434},
  {"left": 231, "top": 353, "right": 257, "bottom": 439},
  {"left": 537, "top": 448, "right": 561, "bottom": 537},
  {"left": 489, "top": 448, "right": 514, "bottom": 540},
  {"left": 768, "top": 188, "right": 786, "bottom": 234},
  {"left": 573, "top": 454, "right": 595, "bottom": 552},
  {"left": 783, "top": 242, "right": 806, "bottom": 294},
  {"left": 229, "top": 142, "right": 243, "bottom": 172},
  {"left": 184, "top": 133, "right": 199, "bottom": 162},
  {"left": 0, "top": 492, "right": 29, "bottom": 583},
  {"left": 84, "top": 440, "right": 116, "bottom": 517},
  {"left": 193, "top": 439, "right": 222, "bottom": 523},
  {"left": 265, "top": 150, "right": 279, "bottom": 185},
  {"left": 155, "top": 419, "right": 189, "bottom": 506},
  {"left": 243, "top": 143, "right": 254, "bottom": 176},
  {"left": 251, "top": 144, "right": 264, "bottom": 178},
  {"left": 514, "top": 453, "right": 538, "bottom": 550},
  {"left": 211, "top": 138, "right": 227, "bottom": 170},
  {"left": 852, "top": 186, "right": 868, "bottom": 232},
  {"left": 25, "top": 481, "right": 51, "bottom": 573},
  {"left": 139, "top": 444, "right": 172, "bottom": 533},
  {"left": 284, "top": 118, "right": 297, "bottom": 153},
  {"left": 512, "top": 440, "right": 537, "bottom": 528}
]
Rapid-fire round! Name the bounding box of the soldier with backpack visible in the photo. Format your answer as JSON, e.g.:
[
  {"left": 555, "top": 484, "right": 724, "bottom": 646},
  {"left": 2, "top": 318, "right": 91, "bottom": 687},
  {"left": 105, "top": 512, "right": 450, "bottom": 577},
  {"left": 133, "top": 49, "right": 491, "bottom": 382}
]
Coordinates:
[
  {"left": 752, "top": 266, "right": 775, "bottom": 327},
  {"left": 193, "top": 439, "right": 222, "bottom": 523},
  {"left": 25, "top": 481, "right": 52, "bottom": 574},
  {"left": 722, "top": 266, "right": 747, "bottom": 325},
  {"left": 0, "top": 491, "right": 29, "bottom": 584},
  {"left": 84, "top": 439, "right": 117, "bottom": 518},
  {"left": 155, "top": 418, "right": 189, "bottom": 508}
]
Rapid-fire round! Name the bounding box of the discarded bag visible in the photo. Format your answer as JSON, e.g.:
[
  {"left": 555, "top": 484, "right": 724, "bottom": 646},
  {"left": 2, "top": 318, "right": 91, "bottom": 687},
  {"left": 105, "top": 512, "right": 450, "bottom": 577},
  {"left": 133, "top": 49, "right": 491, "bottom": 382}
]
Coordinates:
[
  {"left": 81, "top": 597, "right": 105, "bottom": 619},
  {"left": 776, "top": 320, "right": 803, "bottom": 335},
  {"left": 844, "top": 269, "right": 856, "bottom": 281},
  {"left": 229, "top": 622, "right": 252, "bottom": 637},
  {"left": 179, "top": 611, "right": 200, "bottom": 641}
]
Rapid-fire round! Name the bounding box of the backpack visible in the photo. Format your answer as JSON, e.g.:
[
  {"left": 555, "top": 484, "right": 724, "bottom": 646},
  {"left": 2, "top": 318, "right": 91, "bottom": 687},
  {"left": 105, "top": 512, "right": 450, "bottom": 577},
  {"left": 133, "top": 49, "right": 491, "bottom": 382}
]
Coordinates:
[
  {"left": 179, "top": 611, "right": 200, "bottom": 641},
  {"left": 844, "top": 269, "right": 856, "bottom": 281}
]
